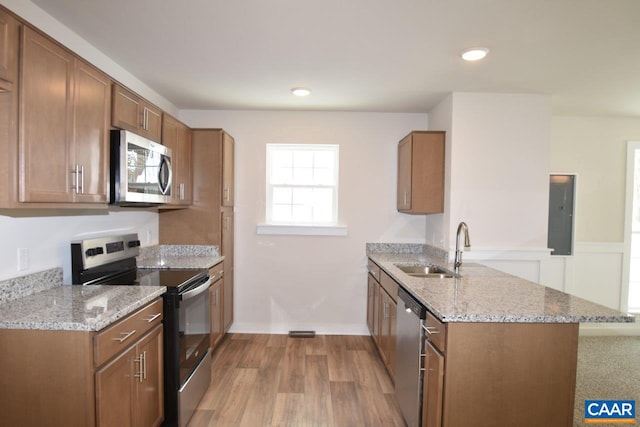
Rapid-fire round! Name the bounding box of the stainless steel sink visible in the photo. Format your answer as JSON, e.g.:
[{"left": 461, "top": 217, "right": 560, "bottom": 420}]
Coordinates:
[{"left": 394, "top": 264, "right": 456, "bottom": 279}]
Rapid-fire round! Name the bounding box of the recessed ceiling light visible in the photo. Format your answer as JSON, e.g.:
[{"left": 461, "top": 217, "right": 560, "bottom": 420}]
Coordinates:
[
  {"left": 291, "top": 87, "right": 311, "bottom": 97},
  {"left": 460, "top": 47, "right": 489, "bottom": 61}
]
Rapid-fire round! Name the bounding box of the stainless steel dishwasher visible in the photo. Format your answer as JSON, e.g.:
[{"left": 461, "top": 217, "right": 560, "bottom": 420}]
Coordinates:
[{"left": 395, "top": 287, "right": 427, "bottom": 427}]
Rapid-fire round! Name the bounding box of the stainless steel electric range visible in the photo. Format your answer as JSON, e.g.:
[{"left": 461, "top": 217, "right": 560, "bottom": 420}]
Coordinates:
[{"left": 71, "top": 234, "right": 212, "bottom": 427}]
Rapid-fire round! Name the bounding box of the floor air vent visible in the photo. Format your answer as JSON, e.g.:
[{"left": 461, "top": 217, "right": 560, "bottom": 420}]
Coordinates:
[{"left": 288, "top": 330, "right": 316, "bottom": 338}]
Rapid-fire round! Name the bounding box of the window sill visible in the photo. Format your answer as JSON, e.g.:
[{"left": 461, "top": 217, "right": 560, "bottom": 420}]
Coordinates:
[{"left": 256, "top": 224, "right": 348, "bottom": 236}]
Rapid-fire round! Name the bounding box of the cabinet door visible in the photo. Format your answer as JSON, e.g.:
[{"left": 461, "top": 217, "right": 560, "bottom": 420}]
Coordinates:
[
  {"left": 162, "top": 115, "right": 192, "bottom": 205},
  {"left": 366, "top": 275, "right": 376, "bottom": 334},
  {"left": 221, "top": 208, "right": 234, "bottom": 331},
  {"left": 112, "top": 84, "right": 141, "bottom": 133},
  {"left": 19, "top": 26, "right": 74, "bottom": 202},
  {"left": 111, "top": 84, "right": 162, "bottom": 142},
  {"left": 422, "top": 340, "right": 444, "bottom": 427},
  {"left": 178, "top": 124, "right": 193, "bottom": 203},
  {"left": 397, "top": 131, "right": 445, "bottom": 214},
  {"left": 96, "top": 345, "right": 136, "bottom": 427},
  {"left": 210, "top": 279, "right": 223, "bottom": 349},
  {"left": 380, "top": 290, "right": 395, "bottom": 373},
  {"left": 387, "top": 296, "right": 397, "bottom": 378},
  {"left": 73, "top": 60, "right": 110, "bottom": 203},
  {"left": 140, "top": 102, "right": 162, "bottom": 143},
  {"left": 372, "top": 282, "right": 381, "bottom": 345},
  {"left": 0, "top": 8, "right": 18, "bottom": 88},
  {"left": 222, "top": 131, "right": 234, "bottom": 206},
  {"left": 397, "top": 134, "right": 412, "bottom": 211},
  {"left": 136, "top": 325, "right": 164, "bottom": 427}
]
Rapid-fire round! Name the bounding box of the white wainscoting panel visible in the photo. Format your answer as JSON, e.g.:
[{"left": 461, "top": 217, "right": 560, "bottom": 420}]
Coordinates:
[
  {"left": 463, "top": 247, "right": 551, "bottom": 284},
  {"left": 467, "top": 243, "right": 637, "bottom": 335}
]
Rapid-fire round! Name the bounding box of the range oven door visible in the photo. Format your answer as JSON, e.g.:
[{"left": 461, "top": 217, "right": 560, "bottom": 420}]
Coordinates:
[
  {"left": 178, "top": 276, "right": 212, "bottom": 427},
  {"left": 178, "top": 276, "right": 212, "bottom": 384},
  {"left": 163, "top": 275, "right": 212, "bottom": 427}
]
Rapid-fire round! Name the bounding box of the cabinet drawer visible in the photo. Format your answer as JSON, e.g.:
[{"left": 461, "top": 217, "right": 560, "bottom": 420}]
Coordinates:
[
  {"left": 424, "top": 310, "right": 446, "bottom": 353},
  {"left": 209, "top": 262, "right": 224, "bottom": 282},
  {"left": 379, "top": 271, "right": 398, "bottom": 303},
  {"left": 94, "top": 298, "right": 163, "bottom": 367},
  {"left": 367, "top": 259, "right": 380, "bottom": 282}
]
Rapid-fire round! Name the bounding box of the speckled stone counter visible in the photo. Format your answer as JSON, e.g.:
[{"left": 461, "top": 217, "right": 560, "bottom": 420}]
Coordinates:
[
  {"left": 0, "top": 285, "right": 166, "bottom": 331},
  {"left": 0, "top": 268, "right": 62, "bottom": 304},
  {"left": 137, "top": 244, "right": 223, "bottom": 269},
  {"left": 368, "top": 252, "right": 635, "bottom": 324}
]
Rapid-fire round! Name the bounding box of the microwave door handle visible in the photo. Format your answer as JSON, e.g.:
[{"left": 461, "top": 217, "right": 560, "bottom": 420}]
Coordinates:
[
  {"left": 158, "top": 156, "right": 172, "bottom": 195},
  {"left": 181, "top": 277, "right": 213, "bottom": 301}
]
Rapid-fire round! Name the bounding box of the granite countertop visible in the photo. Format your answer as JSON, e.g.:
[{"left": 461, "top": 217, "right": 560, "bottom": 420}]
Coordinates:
[
  {"left": 368, "top": 253, "right": 635, "bottom": 324},
  {"left": 136, "top": 244, "right": 223, "bottom": 269},
  {"left": 0, "top": 285, "right": 166, "bottom": 331},
  {"left": 137, "top": 254, "right": 223, "bottom": 270}
]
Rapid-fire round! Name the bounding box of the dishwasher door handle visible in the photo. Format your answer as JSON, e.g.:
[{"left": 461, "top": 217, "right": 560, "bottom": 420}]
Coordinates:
[{"left": 422, "top": 324, "right": 440, "bottom": 335}]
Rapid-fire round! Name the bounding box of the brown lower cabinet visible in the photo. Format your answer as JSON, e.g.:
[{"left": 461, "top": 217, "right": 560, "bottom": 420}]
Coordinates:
[
  {"left": 96, "top": 324, "right": 163, "bottom": 427},
  {"left": 0, "top": 298, "right": 164, "bottom": 427},
  {"left": 421, "top": 309, "right": 579, "bottom": 427},
  {"left": 366, "top": 259, "right": 397, "bottom": 379},
  {"left": 210, "top": 275, "right": 224, "bottom": 349},
  {"left": 366, "top": 259, "right": 580, "bottom": 427}
]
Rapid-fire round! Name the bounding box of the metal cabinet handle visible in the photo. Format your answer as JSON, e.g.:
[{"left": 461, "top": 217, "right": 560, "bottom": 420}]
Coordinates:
[
  {"left": 71, "top": 164, "right": 79, "bottom": 193},
  {"left": 179, "top": 183, "right": 185, "bottom": 200},
  {"left": 134, "top": 353, "right": 143, "bottom": 382},
  {"left": 142, "top": 350, "right": 147, "bottom": 380},
  {"left": 141, "top": 107, "right": 149, "bottom": 130},
  {"left": 223, "top": 187, "right": 230, "bottom": 201},
  {"left": 145, "top": 313, "right": 162, "bottom": 323},
  {"left": 80, "top": 165, "right": 84, "bottom": 194},
  {"left": 113, "top": 329, "right": 136, "bottom": 343},
  {"left": 134, "top": 350, "right": 148, "bottom": 382}
]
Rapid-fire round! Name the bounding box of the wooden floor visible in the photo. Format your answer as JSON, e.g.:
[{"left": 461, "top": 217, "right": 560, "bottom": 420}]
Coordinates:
[{"left": 188, "top": 333, "right": 406, "bottom": 427}]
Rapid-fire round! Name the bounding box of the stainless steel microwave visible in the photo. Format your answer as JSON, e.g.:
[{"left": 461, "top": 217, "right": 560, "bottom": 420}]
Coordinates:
[{"left": 110, "top": 130, "right": 172, "bottom": 205}]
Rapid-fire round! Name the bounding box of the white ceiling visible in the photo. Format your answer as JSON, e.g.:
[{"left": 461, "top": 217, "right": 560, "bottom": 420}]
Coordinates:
[{"left": 30, "top": 0, "right": 640, "bottom": 116}]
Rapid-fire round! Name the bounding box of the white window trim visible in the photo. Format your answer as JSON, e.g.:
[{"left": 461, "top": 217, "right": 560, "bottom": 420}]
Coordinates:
[
  {"left": 264, "top": 143, "right": 340, "bottom": 227},
  {"left": 256, "top": 224, "right": 348, "bottom": 236}
]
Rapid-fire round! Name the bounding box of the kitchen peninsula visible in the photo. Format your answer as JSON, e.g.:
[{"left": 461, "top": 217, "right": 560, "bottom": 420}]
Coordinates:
[{"left": 366, "top": 244, "right": 634, "bottom": 427}]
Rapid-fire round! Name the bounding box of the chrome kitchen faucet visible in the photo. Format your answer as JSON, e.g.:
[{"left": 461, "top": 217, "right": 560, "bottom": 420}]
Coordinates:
[{"left": 454, "top": 222, "right": 471, "bottom": 274}]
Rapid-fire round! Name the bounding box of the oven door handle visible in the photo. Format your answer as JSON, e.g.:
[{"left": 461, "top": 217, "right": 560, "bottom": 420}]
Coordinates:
[{"left": 181, "top": 277, "right": 213, "bottom": 301}]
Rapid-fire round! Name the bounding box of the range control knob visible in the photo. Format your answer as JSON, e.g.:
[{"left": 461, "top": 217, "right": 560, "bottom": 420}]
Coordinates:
[
  {"left": 127, "top": 240, "right": 141, "bottom": 248},
  {"left": 85, "top": 247, "right": 104, "bottom": 257}
]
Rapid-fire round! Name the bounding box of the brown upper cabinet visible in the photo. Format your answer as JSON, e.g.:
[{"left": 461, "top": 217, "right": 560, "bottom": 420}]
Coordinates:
[
  {"left": 397, "top": 131, "right": 445, "bottom": 214},
  {"left": 222, "top": 131, "right": 234, "bottom": 206},
  {"left": 19, "top": 26, "right": 111, "bottom": 204},
  {"left": 0, "top": 8, "right": 18, "bottom": 91},
  {"left": 161, "top": 114, "right": 192, "bottom": 206},
  {"left": 112, "top": 83, "right": 162, "bottom": 143}
]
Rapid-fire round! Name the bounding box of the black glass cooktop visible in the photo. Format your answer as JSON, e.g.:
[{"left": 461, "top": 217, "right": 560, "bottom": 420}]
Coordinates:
[{"left": 136, "top": 268, "right": 208, "bottom": 289}]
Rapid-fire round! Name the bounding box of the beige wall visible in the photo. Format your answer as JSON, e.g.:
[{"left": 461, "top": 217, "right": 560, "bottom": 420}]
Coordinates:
[
  {"left": 182, "top": 110, "right": 429, "bottom": 334},
  {"left": 426, "top": 93, "right": 552, "bottom": 253},
  {"left": 550, "top": 116, "right": 640, "bottom": 242}
]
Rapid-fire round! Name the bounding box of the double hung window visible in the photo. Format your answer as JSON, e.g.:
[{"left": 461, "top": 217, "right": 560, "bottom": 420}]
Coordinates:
[{"left": 265, "top": 143, "right": 339, "bottom": 227}]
